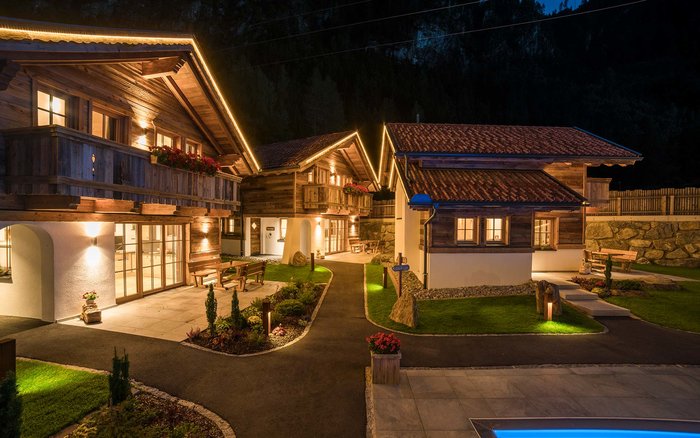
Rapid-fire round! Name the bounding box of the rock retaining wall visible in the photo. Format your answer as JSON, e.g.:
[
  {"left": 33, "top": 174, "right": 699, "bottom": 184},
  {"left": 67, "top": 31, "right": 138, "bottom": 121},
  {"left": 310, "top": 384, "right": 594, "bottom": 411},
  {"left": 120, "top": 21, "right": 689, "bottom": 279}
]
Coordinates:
[
  {"left": 360, "top": 218, "right": 394, "bottom": 255},
  {"left": 586, "top": 218, "right": 700, "bottom": 267}
]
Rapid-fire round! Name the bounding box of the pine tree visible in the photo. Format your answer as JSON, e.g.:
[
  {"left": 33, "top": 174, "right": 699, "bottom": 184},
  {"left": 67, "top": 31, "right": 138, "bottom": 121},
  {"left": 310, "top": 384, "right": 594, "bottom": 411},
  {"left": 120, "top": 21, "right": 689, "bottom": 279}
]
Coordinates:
[
  {"left": 0, "top": 371, "right": 22, "bottom": 438},
  {"left": 205, "top": 283, "right": 217, "bottom": 334},
  {"left": 108, "top": 348, "right": 130, "bottom": 406},
  {"left": 231, "top": 289, "right": 243, "bottom": 330},
  {"left": 602, "top": 255, "right": 613, "bottom": 298}
]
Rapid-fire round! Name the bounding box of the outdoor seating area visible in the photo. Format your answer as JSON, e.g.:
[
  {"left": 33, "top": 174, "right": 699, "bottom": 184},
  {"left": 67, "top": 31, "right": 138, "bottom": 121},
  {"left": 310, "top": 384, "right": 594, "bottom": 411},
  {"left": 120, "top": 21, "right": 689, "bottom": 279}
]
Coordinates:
[
  {"left": 188, "top": 258, "right": 268, "bottom": 291},
  {"left": 584, "top": 248, "right": 638, "bottom": 272},
  {"left": 350, "top": 239, "right": 380, "bottom": 254}
]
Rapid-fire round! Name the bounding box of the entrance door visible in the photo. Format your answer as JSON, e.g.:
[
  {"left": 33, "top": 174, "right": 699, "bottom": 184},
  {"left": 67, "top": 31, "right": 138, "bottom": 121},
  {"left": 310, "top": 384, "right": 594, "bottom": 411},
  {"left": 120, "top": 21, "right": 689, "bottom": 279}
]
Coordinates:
[
  {"left": 324, "top": 218, "right": 347, "bottom": 254},
  {"left": 250, "top": 218, "right": 261, "bottom": 256}
]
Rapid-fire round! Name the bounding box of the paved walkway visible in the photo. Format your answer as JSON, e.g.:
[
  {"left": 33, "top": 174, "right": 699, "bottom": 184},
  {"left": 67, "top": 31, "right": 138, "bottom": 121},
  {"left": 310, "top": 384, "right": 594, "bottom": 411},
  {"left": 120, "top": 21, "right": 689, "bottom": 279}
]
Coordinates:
[
  {"left": 533, "top": 272, "right": 632, "bottom": 317},
  {"left": 61, "top": 281, "right": 284, "bottom": 341},
  {"left": 371, "top": 365, "right": 700, "bottom": 437},
  {"left": 7, "top": 262, "right": 700, "bottom": 437}
]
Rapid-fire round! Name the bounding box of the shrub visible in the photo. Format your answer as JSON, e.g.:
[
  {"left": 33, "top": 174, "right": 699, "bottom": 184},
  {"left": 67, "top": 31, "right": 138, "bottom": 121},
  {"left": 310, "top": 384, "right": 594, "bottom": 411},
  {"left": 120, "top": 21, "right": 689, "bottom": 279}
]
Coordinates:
[
  {"left": 0, "top": 371, "right": 22, "bottom": 438},
  {"left": 241, "top": 306, "right": 260, "bottom": 320},
  {"left": 614, "top": 279, "right": 642, "bottom": 291},
  {"left": 297, "top": 289, "right": 317, "bottom": 306},
  {"left": 275, "top": 299, "right": 305, "bottom": 317},
  {"left": 277, "top": 285, "right": 299, "bottom": 300},
  {"left": 205, "top": 283, "right": 217, "bottom": 334},
  {"left": 231, "top": 290, "right": 244, "bottom": 329},
  {"left": 109, "top": 348, "right": 131, "bottom": 406},
  {"left": 215, "top": 316, "right": 232, "bottom": 332},
  {"left": 603, "top": 255, "right": 613, "bottom": 296},
  {"left": 270, "top": 311, "right": 283, "bottom": 327},
  {"left": 366, "top": 332, "right": 401, "bottom": 354},
  {"left": 247, "top": 315, "right": 262, "bottom": 326},
  {"left": 249, "top": 297, "right": 264, "bottom": 312},
  {"left": 185, "top": 326, "right": 201, "bottom": 341},
  {"left": 245, "top": 332, "right": 268, "bottom": 348}
]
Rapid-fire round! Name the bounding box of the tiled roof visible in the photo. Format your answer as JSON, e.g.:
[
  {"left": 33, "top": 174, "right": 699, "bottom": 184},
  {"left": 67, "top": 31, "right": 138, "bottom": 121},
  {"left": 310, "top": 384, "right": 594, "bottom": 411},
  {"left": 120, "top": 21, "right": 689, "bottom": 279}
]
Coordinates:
[
  {"left": 386, "top": 123, "right": 640, "bottom": 158},
  {"left": 403, "top": 164, "right": 585, "bottom": 205},
  {"left": 254, "top": 131, "right": 354, "bottom": 170}
]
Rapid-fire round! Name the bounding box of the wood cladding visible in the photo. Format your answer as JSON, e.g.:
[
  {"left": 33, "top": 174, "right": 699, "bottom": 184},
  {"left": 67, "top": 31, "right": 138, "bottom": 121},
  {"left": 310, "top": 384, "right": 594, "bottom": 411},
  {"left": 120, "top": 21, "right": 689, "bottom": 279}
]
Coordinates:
[
  {"left": 428, "top": 210, "right": 533, "bottom": 252},
  {"left": 544, "top": 163, "right": 586, "bottom": 195},
  {"left": 191, "top": 216, "right": 220, "bottom": 257},
  {"left": 250, "top": 218, "right": 261, "bottom": 255},
  {"left": 241, "top": 173, "right": 296, "bottom": 216}
]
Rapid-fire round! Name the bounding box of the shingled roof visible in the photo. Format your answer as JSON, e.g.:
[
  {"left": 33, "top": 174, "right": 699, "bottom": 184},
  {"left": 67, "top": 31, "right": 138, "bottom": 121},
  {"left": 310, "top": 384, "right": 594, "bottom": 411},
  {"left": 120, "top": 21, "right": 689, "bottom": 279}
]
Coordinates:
[
  {"left": 254, "top": 131, "right": 355, "bottom": 170},
  {"left": 386, "top": 123, "right": 640, "bottom": 159},
  {"left": 402, "top": 163, "right": 585, "bottom": 206}
]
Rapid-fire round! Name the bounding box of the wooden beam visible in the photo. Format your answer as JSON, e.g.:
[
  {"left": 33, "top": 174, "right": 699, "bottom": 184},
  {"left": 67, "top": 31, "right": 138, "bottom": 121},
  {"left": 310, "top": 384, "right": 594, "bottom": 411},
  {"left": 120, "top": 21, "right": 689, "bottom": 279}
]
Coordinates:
[
  {"left": 141, "top": 56, "right": 186, "bottom": 79},
  {"left": 93, "top": 199, "right": 136, "bottom": 213},
  {"left": 0, "top": 210, "right": 192, "bottom": 224},
  {"left": 207, "top": 208, "right": 232, "bottom": 218},
  {"left": 0, "top": 59, "right": 20, "bottom": 91},
  {"left": 139, "top": 203, "right": 178, "bottom": 215},
  {"left": 217, "top": 153, "right": 242, "bottom": 166},
  {"left": 23, "top": 194, "right": 83, "bottom": 210},
  {"left": 175, "top": 206, "right": 208, "bottom": 217},
  {"left": 0, "top": 195, "right": 24, "bottom": 211}
]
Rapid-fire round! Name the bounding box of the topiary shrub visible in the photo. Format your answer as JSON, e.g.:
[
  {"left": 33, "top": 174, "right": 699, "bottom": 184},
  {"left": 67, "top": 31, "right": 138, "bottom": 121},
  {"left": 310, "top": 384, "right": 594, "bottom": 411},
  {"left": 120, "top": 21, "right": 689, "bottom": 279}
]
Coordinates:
[
  {"left": 109, "top": 348, "right": 131, "bottom": 406},
  {"left": 0, "top": 371, "right": 21, "bottom": 438},
  {"left": 205, "top": 283, "right": 217, "bottom": 334},
  {"left": 231, "top": 290, "right": 244, "bottom": 330},
  {"left": 275, "top": 299, "right": 305, "bottom": 317}
]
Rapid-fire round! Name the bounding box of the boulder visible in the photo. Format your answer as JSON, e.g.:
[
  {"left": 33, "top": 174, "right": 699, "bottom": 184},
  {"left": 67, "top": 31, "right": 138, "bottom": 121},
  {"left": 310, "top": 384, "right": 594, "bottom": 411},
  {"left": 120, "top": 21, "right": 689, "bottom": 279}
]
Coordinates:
[
  {"left": 652, "top": 238, "right": 676, "bottom": 251},
  {"left": 289, "top": 251, "right": 307, "bottom": 267},
  {"left": 587, "top": 222, "right": 613, "bottom": 239},
  {"left": 629, "top": 239, "right": 652, "bottom": 248},
  {"left": 644, "top": 249, "right": 664, "bottom": 260},
  {"left": 665, "top": 248, "right": 688, "bottom": 259},
  {"left": 389, "top": 290, "right": 418, "bottom": 328},
  {"left": 685, "top": 244, "right": 697, "bottom": 254}
]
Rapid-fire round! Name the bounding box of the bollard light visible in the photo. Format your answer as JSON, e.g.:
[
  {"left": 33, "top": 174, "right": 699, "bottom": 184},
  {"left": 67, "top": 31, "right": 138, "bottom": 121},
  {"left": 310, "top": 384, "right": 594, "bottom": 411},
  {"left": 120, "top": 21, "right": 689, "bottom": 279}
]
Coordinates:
[{"left": 547, "top": 302, "right": 553, "bottom": 321}]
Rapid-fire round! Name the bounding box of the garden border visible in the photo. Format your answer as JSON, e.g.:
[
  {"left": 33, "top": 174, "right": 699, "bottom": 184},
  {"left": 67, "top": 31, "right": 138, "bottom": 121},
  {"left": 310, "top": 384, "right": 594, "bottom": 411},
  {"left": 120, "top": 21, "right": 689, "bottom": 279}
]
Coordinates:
[
  {"left": 16, "top": 357, "right": 235, "bottom": 438},
  {"left": 180, "top": 267, "right": 334, "bottom": 357},
  {"left": 363, "top": 264, "right": 609, "bottom": 337}
]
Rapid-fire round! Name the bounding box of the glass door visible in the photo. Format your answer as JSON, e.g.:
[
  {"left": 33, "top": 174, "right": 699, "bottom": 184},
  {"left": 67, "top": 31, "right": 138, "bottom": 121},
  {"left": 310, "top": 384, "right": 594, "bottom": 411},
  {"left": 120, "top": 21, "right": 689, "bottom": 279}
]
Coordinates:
[
  {"left": 164, "top": 225, "right": 184, "bottom": 286},
  {"left": 141, "top": 224, "right": 163, "bottom": 293},
  {"left": 114, "top": 224, "right": 139, "bottom": 300},
  {"left": 324, "top": 218, "right": 348, "bottom": 254}
]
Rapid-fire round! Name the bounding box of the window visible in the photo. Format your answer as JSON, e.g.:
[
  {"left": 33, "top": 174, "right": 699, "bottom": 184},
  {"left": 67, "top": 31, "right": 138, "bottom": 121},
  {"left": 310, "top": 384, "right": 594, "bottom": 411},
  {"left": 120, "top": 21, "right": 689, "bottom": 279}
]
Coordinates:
[
  {"left": 222, "top": 216, "right": 242, "bottom": 238},
  {"left": 156, "top": 132, "right": 175, "bottom": 148},
  {"left": 456, "top": 218, "right": 476, "bottom": 243},
  {"left": 307, "top": 170, "right": 314, "bottom": 183},
  {"left": 91, "top": 109, "right": 119, "bottom": 142},
  {"left": 534, "top": 218, "right": 555, "bottom": 249},
  {"left": 37, "top": 90, "right": 66, "bottom": 126},
  {"left": 279, "top": 218, "right": 288, "bottom": 240},
  {"left": 485, "top": 217, "right": 506, "bottom": 243},
  {"left": 184, "top": 140, "right": 201, "bottom": 156},
  {"left": 0, "top": 227, "right": 10, "bottom": 279}
]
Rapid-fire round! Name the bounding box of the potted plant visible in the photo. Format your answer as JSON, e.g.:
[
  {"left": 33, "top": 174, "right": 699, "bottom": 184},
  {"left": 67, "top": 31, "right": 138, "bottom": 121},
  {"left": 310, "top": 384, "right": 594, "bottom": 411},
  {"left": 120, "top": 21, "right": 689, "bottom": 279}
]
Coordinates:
[
  {"left": 367, "top": 331, "right": 401, "bottom": 385},
  {"left": 343, "top": 182, "right": 369, "bottom": 196},
  {"left": 81, "top": 291, "right": 102, "bottom": 324},
  {"left": 82, "top": 290, "right": 98, "bottom": 304}
]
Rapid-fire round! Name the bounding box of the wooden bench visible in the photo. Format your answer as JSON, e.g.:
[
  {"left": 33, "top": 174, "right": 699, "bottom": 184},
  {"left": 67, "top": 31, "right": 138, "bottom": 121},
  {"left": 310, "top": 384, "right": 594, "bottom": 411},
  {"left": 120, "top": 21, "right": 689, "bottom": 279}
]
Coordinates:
[
  {"left": 188, "top": 256, "right": 220, "bottom": 287},
  {"left": 585, "top": 248, "right": 637, "bottom": 272},
  {"left": 221, "top": 260, "right": 267, "bottom": 291}
]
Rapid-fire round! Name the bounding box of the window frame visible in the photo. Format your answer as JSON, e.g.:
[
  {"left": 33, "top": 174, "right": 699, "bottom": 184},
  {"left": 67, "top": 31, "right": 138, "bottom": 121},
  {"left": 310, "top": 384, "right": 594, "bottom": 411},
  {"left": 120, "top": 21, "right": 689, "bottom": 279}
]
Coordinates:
[
  {"left": 155, "top": 127, "right": 179, "bottom": 149},
  {"left": 0, "top": 227, "right": 11, "bottom": 280},
  {"left": 454, "top": 217, "right": 478, "bottom": 245},
  {"left": 484, "top": 216, "right": 508, "bottom": 245},
  {"left": 221, "top": 216, "right": 242, "bottom": 239},
  {"left": 183, "top": 139, "right": 202, "bottom": 157},
  {"left": 533, "top": 217, "right": 557, "bottom": 250},
  {"left": 279, "top": 218, "right": 288, "bottom": 241},
  {"left": 89, "top": 103, "right": 129, "bottom": 144},
  {"left": 35, "top": 87, "right": 70, "bottom": 128}
]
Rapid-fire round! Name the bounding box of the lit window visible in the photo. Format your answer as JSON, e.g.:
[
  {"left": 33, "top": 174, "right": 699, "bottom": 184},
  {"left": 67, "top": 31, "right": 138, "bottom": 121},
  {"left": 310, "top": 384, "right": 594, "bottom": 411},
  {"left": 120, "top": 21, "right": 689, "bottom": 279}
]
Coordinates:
[
  {"left": 485, "top": 217, "right": 505, "bottom": 243},
  {"left": 456, "top": 218, "right": 476, "bottom": 243},
  {"left": 156, "top": 132, "right": 174, "bottom": 147},
  {"left": 534, "top": 219, "right": 554, "bottom": 249},
  {"left": 184, "top": 140, "right": 201, "bottom": 156},
  {"left": 91, "top": 110, "right": 119, "bottom": 141},
  {"left": 222, "top": 217, "right": 241, "bottom": 237},
  {"left": 279, "top": 218, "right": 288, "bottom": 240},
  {"left": 307, "top": 171, "right": 314, "bottom": 183},
  {"left": 37, "top": 90, "right": 66, "bottom": 126},
  {"left": 0, "top": 227, "right": 11, "bottom": 279}
]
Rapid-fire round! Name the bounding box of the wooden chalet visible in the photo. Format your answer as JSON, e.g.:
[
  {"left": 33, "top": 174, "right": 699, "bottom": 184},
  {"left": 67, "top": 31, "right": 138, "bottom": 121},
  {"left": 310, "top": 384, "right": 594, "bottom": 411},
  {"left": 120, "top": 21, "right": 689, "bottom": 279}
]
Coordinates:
[
  {"left": 0, "top": 17, "right": 257, "bottom": 320},
  {"left": 379, "top": 123, "right": 641, "bottom": 289},
  {"left": 235, "top": 131, "right": 378, "bottom": 262}
]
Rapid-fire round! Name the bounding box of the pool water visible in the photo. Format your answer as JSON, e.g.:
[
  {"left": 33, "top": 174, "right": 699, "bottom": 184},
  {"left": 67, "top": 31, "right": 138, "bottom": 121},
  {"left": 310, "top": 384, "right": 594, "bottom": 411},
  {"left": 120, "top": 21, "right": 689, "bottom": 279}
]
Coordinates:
[{"left": 495, "top": 430, "right": 700, "bottom": 438}]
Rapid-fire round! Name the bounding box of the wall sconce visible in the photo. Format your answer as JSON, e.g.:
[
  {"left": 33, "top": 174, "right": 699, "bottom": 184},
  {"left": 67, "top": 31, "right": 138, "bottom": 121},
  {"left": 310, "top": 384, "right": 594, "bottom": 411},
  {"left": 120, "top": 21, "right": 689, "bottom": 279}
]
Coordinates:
[
  {"left": 85, "top": 222, "right": 100, "bottom": 246},
  {"left": 315, "top": 216, "right": 322, "bottom": 224}
]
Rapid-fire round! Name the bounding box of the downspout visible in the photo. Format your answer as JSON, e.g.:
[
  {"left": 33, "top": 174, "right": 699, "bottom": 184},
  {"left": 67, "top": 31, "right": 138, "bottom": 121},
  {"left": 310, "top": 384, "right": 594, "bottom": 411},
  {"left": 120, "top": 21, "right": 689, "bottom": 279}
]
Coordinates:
[{"left": 422, "top": 204, "right": 438, "bottom": 289}]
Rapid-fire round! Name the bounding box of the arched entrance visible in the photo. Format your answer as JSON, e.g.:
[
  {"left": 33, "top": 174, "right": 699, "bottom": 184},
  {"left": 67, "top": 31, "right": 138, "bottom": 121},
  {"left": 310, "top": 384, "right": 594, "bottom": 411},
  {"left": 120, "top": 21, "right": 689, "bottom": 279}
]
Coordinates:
[{"left": 0, "top": 224, "right": 54, "bottom": 321}]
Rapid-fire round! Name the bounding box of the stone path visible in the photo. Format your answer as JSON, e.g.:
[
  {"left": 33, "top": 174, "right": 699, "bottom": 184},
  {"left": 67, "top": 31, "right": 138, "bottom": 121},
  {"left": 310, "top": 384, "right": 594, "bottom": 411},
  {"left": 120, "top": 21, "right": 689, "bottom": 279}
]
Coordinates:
[
  {"left": 6, "top": 262, "right": 700, "bottom": 437},
  {"left": 533, "top": 272, "right": 631, "bottom": 317},
  {"left": 370, "top": 365, "right": 700, "bottom": 437}
]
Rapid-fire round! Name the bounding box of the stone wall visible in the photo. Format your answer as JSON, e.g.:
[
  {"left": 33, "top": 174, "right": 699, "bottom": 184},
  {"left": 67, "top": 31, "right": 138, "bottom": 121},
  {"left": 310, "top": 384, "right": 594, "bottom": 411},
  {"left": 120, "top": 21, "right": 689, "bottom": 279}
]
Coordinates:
[
  {"left": 360, "top": 218, "right": 394, "bottom": 255},
  {"left": 586, "top": 217, "right": 700, "bottom": 267}
]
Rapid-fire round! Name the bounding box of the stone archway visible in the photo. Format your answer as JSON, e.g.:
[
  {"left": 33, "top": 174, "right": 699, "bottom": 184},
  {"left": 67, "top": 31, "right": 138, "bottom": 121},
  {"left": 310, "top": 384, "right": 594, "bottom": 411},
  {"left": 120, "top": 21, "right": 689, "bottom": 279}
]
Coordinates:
[{"left": 0, "top": 224, "right": 54, "bottom": 321}]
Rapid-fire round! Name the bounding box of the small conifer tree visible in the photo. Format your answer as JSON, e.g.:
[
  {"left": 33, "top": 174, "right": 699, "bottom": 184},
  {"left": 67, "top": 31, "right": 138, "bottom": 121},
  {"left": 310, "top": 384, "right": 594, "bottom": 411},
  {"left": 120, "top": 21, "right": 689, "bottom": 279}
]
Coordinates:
[
  {"left": 231, "top": 289, "right": 243, "bottom": 329},
  {"left": 108, "top": 348, "right": 130, "bottom": 406},
  {"left": 0, "top": 371, "right": 22, "bottom": 438},
  {"left": 602, "top": 255, "right": 613, "bottom": 298},
  {"left": 205, "top": 283, "right": 217, "bottom": 334}
]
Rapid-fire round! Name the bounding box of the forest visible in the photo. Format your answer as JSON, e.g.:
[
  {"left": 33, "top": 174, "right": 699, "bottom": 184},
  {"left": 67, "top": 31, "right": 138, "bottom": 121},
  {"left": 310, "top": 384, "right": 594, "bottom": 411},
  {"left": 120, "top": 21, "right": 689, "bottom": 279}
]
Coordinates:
[{"left": 2, "top": 0, "right": 698, "bottom": 188}]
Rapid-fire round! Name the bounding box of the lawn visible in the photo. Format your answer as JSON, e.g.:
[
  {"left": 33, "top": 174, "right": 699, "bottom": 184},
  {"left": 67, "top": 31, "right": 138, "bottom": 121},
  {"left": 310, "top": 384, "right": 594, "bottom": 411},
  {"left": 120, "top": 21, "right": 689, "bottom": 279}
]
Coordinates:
[
  {"left": 631, "top": 263, "right": 700, "bottom": 281},
  {"left": 264, "top": 263, "right": 332, "bottom": 283},
  {"left": 16, "top": 359, "right": 108, "bottom": 438},
  {"left": 607, "top": 281, "right": 700, "bottom": 332},
  {"left": 365, "top": 264, "right": 603, "bottom": 334}
]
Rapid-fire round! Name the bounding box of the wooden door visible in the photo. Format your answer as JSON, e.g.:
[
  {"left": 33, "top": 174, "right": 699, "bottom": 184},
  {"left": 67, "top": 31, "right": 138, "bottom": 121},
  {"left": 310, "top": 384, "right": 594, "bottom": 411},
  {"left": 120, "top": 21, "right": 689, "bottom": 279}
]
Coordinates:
[{"left": 250, "top": 218, "right": 261, "bottom": 256}]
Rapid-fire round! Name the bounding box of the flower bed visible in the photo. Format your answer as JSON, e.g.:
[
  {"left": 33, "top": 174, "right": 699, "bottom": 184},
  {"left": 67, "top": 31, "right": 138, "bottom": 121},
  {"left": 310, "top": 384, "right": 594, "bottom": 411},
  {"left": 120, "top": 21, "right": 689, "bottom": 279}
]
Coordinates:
[
  {"left": 150, "top": 146, "right": 220, "bottom": 176},
  {"left": 187, "top": 280, "right": 326, "bottom": 355}
]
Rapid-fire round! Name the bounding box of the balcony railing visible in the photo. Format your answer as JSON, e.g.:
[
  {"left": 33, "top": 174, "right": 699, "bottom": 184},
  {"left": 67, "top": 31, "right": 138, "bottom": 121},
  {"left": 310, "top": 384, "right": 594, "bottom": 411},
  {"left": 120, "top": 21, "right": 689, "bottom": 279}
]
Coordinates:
[
  {"left": 302, "top": 184, "right": 371, "bottom": 216},
  {"left": 0, "top": 126, "right": 240, "bottom": 210}
]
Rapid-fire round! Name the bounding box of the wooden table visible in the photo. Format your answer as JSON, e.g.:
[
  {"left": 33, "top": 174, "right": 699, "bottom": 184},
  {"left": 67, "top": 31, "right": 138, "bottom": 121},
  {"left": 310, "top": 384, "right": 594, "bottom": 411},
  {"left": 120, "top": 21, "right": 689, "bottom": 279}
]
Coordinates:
[{"left": 217, "top": 260, "right": 249, "bottom": 290}]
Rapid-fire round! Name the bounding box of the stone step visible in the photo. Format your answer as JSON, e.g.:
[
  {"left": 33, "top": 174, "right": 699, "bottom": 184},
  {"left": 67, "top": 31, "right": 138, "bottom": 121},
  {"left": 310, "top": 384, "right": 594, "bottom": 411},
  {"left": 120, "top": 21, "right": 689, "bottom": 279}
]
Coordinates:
[
  {"left": 566, "top": 299, "right": 631, "bottom": 317},
  {"left": 560, "top": 289, "right": 599, "bottom": 301}
]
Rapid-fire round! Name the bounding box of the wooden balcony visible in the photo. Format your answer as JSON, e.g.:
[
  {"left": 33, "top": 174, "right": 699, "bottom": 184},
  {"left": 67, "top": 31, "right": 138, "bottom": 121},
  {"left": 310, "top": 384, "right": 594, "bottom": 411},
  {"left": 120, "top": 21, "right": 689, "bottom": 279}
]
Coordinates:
[
  {"left": 302, "top": 184, "right": 372, "bottom": 216},
  {"left": 0, "top": 126, "right": 240, "bottom": 212}
]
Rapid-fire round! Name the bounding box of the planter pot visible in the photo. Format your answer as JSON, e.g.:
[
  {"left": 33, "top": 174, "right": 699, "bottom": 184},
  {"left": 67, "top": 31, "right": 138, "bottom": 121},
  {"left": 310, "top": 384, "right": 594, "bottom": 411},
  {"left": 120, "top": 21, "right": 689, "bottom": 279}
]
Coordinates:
[
  {"left": 85, "top": 299, "right": 95, "bottom": 305},
  {"left": 371, "top": 352, "right": 401, "bottom": 385},
  {"left": 149, "top": 155, "right": 158, "bottom": 164}
]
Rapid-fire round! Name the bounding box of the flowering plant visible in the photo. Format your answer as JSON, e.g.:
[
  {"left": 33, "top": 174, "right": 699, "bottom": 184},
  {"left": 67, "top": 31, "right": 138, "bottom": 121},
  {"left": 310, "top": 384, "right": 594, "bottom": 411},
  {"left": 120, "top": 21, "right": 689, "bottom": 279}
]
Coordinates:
[
  {"left": 149, "top": 146, "right": 221, "bottom": 176},
  {"left": 82, "top": 290, "right": 98, "bottom": 300},
  {"left": 271, "top": 324, "right": 287, "bottom": 337},
  {"left": 366, "top": 332, "right": 400, "bottom": 354},
  {"left": 343, "top": 183, "right": 369, "bottom": 195}
]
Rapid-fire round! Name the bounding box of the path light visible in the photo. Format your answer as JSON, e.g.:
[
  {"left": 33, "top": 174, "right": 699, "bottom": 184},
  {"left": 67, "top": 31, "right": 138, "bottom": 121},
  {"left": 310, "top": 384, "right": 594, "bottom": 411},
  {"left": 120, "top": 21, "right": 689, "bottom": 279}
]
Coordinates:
[{"left": 547, "top": 301, "right": 553, "bottom": 321}]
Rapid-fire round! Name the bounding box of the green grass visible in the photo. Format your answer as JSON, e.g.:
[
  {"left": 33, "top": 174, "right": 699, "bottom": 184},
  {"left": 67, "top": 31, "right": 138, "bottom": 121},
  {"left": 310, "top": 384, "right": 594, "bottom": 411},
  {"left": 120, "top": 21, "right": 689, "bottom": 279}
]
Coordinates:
[
  {"left": 264, "top": 264, "right": 332, "bottom": 283},
  {"left": 16, "top": 359, "right": 108, "bottom": 438},
  {"left": 365, "top": 264, "right": 604, "bottom": 334},
  {"left": 607, "top": 281, "right": 700, "bottom": 332},
  {"left": 631, "top": 263, "right": 700, "bottom": 281}
]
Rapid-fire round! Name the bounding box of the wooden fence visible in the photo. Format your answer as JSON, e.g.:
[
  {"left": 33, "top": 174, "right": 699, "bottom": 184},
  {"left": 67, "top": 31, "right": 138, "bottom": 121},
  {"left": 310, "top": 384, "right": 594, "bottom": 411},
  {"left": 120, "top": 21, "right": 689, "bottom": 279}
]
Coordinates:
[
  {"left": 588, "top": 187, "right": 700, "bottom": 216},
  {"left": 371, "top": 199, "right": 395, "bottom": 218}
]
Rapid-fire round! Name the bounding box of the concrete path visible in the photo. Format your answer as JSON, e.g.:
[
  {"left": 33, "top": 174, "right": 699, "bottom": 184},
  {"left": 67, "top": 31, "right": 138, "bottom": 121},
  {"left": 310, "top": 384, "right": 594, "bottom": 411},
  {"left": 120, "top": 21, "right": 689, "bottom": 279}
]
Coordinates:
[
  {"left": 0, "top": 316, "right": 48, "bottom": 338},
  {"left": 8, "top": 261, "right": 700, "bottom": 437},
  {"left": 533, "top": 272, "right": 632, "bottom": 317},
  {"left": 371, "top": 365, "right": 700, "bottom": 437}
]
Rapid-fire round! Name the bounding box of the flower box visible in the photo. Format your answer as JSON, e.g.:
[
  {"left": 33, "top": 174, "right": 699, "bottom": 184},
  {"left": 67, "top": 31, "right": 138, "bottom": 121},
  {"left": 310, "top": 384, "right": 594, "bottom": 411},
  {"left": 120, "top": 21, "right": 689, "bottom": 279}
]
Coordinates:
[
  {"left": 371, "top": 352, "right": 401, "bottom": 385},
  {"left": 149, "top": 146, "right": 220, "bottom": 176}
]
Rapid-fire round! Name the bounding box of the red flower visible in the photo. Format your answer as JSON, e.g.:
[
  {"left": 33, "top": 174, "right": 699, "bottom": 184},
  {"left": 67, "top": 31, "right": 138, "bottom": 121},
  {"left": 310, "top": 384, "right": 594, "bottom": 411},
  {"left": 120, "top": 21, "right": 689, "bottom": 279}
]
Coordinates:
[{"left": 367, "top": 332, "right": 400, "bottom": 354}]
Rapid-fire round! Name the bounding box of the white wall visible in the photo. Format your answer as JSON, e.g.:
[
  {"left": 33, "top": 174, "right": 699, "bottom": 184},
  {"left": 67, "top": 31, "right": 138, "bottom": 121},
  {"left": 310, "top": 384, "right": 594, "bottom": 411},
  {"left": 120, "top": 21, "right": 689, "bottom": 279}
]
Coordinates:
[
  {"left": 394, "top": 178, "right": 424, "bottom": 276},
  {"left": 260, "top": 217, "right": 285, "bottom": 255},
  {"left": 0, "top": 221, "right": 115, "bottom": 321},
  {"left": 532, "top": 248, "right": 583, "bottom": 271},
  {"left": 427, "top": 252, "right": 533, "bottom": 288}
]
